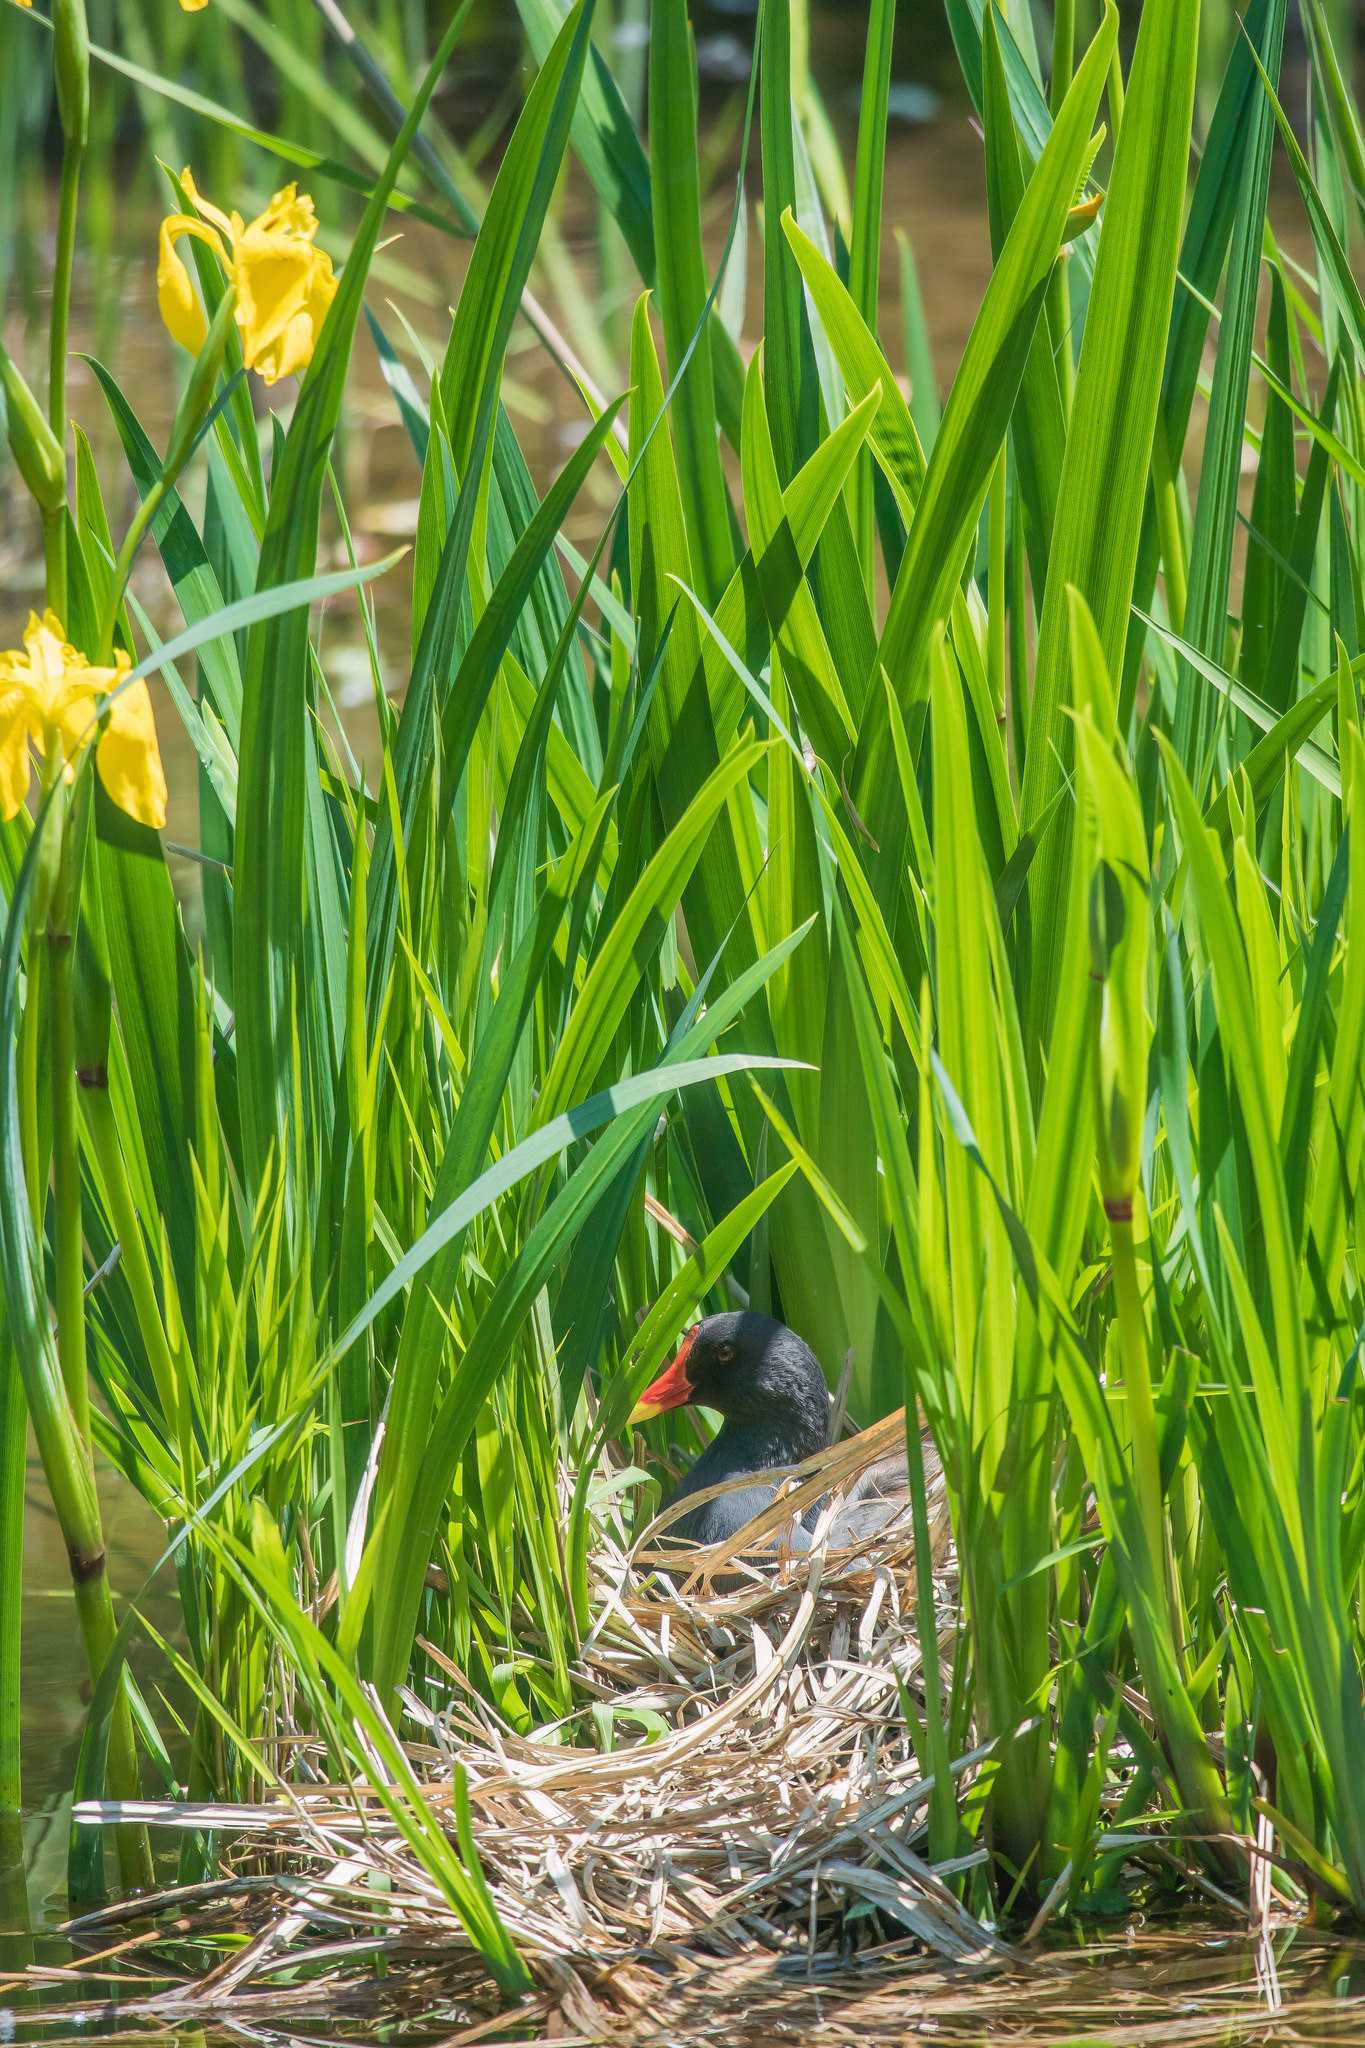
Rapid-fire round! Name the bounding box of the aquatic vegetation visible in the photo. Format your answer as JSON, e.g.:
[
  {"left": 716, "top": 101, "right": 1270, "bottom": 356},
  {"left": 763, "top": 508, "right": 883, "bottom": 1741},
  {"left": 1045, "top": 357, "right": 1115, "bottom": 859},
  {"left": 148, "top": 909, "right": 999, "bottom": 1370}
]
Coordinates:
[{"left": 2, "top": 0, "right": 1365, "bottom": 1991}]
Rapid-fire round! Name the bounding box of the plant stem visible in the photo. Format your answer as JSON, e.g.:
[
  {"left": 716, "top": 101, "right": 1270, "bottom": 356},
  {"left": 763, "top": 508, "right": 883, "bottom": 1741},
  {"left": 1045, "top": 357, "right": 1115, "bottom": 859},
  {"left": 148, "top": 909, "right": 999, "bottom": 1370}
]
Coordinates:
[
  {"left": 849, "top": 0, "right": 895, "bottom": 599},
  {"left": 16, "top": 1349, "right": 150, "bottom": 1892},
  {"left": 0, "top": 1818, "right": 28, "bottom": 1957},
  {"left": 1100, "top": 1202, "right": 1234, "bottom": 1868},
  {"left": 93, "top": 272, "right": 236, "bottom": 662},
  {"left": 47, "top": 146, "right": 81, "bottom": 455},
  {"left": 1108, "top": 1208, "right": 1166, "bottom": 1617},
  {"left": 987, "top": 447, "right": 1007, "bottom": 721},
  {"left": 1048, "top": 260, "right": 1076, "bottom": 422},
  {"left": 82, "top": 1084, "right": 184, "bottom": 1450},
  {"left": 8, "top": 1272, "right": 150, "bottom": 1890},
  {"left": 42, "top": 510, "right": 68, "bottom": 628},
  {"left": 48, "top": 917, "right": 89, "bottom": 1443},
  {"left": 1151, "top": 419, "right": 1188, "bottom": 632},
  {"left": 1051, "top": 0, "right": 1076, "bottom": 106},
  {"left": 18, "top": 949, "right": 44, "bottom": 1235},
  {"left": 95, "top": 476, "right": 167, "bottom": 665},
  {"left": 73, "top": 1559, "right": 153, "bottom": 1893},
  {"left": 20, "top": 770, "right": 150, "bottom": 1891},
  {"left": 1107, "top": 38, "right": 1126, "bottom": 134},
  {"left": 0, "top": 1345, "right": 24, "bottom": 1825},
  {"left": 1044, "top": 0, "right": 1077, "bottom": 422},
  {"left": 5, "top": 946, "right": 48, "bottom": 1832},
  {"left": 44, "top": 142, "right": 83, "bottom": 625}
]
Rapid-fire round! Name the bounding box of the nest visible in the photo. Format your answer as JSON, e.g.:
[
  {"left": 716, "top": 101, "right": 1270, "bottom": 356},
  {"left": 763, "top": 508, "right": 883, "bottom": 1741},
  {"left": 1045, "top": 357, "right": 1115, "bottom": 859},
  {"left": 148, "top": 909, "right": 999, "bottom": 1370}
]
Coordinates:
[
  {"left": 420, "top": 1410, "right": 989, "bottom": 1970},
  {"left": 32, "top": 1419, "right": 1365, "bottom": 2042},
  {"left": 45, "top": 1414, "right": 1019, "bottom": 2036},
  {"left": 29, "top": 1417, "right": 1365, "bottom": 2039}
]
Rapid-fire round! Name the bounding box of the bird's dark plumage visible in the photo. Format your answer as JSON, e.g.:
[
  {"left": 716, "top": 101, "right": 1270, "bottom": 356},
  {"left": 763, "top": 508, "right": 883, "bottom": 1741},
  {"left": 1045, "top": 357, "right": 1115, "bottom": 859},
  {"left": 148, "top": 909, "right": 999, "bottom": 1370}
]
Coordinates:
[
  {"left": 630, "top": 1311, "right": 925, "bottom": 1553},
  {"left": 659, "top": 1313, "right": 831, "bottom": 1545}
]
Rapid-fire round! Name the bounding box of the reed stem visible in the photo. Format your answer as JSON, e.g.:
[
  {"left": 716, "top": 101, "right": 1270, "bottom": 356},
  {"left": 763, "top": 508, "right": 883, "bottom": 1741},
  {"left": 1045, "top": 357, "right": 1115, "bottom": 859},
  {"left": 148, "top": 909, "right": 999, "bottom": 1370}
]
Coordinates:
[
  {"left": 13, "top": 1320, "right": 150, "bottom": 1890},
  {"left": 988, "top": 446, "right": 1007, "bottom": 718},
  {"left": 20, "top": 769, "right": 151, "bottom": 1892},
  {"left": 47, "top": 147, "right": 80, "bottom": 461},
  {"left": 71, "top": 1564, "right": 153, "bottom": 1893},
  {"left": 0, "top": 1344, "right": 24, "bottom": 1823},
  {"left": 1107, "top": 38, "right": 1126, "bottom": 133},
  {"left": 47, "top": 878, "right": 89, "bottom": 1444},
  {"left": 1043, "top": 0, "right": 1078, "bottom": 420},
  {"left": 1151, "top": 419, "right": 1188, "bottom": 632},
  {"left": 41, "top": 510, "right": 68, "bottom": 628},
  {"left": 1051, "top": 0, "right": 1075, "bottom": 105},
  {"left": 1107, "top": 1207, "right": 1165, "bottom": 1603},
  {"left": 43, "top": 144, "right": 83, "bottom": 625},
  {"left": 95, "top": 477, "right": 166, "bottom": 666},
  {"left": 82, "top": 1083, "right": 184, "bottom": 1446}
]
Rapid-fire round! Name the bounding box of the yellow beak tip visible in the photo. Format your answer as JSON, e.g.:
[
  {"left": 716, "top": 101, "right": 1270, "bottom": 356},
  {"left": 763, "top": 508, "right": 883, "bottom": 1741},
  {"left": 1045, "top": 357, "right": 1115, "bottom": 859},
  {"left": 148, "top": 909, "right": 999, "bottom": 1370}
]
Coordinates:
[{"left": 628, "top": 1400, "right": 663, "bottom": 1427}]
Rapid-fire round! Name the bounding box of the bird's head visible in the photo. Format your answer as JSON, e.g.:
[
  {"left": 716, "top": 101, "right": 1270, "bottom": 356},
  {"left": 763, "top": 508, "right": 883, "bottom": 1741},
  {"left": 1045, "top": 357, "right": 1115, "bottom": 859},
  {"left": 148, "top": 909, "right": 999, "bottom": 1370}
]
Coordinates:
[{"left": 628, "top": 1311, "right": 828, "bottom": 1430}]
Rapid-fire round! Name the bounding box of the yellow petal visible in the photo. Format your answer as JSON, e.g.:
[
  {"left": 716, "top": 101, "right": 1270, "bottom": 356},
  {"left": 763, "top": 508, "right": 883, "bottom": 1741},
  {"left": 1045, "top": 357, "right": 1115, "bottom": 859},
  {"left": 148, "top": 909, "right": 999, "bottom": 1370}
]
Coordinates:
[
  {"left": 179, "top": 167, "right": 235, "bottom": 243},
  {"left": 249, "top": 316, "right": 302, "bottom": 386},
  {"left": 234, "top": 232, "right": 313, "bottom": 344},
  {"left": 47, "top": 647, "right": 166, "bottom": 828},
  {"left": 0, "top": 614, "right": 167, "bottom": 824},
  {"left": 158, "top": 219, "right": 207, "bottom": 355},
  {"left": 22, "top": 611, "right": 78, "bottom": 717},
  {"left": 0, "top": 688, "right": 38, "bottom": 821},
  {"left": 157, "top": 214, "right": 226, "bottom": 356},
  {"left": 256, "top": 185, "right": 318, "bottom": 241},
  {"left": 179, "top": 0, "right": 209, "bottom": 10},
  {"left": 234, "top": 221, "right": 335, "bottom": 382},
  {"left": 50, "top": 678, "right": 98, "bottom": 764},
  {"left": 249, "top": 262, "right": 336, "bottom": 383},
  {"left": 96, "top": 676, "right": 168, "bottom": 829},
  {"left": 48, "top": 644, "right": 119, "bottom": 750},
  {"left": 32, "top": 608, "right": 73, "bottom": 649}
]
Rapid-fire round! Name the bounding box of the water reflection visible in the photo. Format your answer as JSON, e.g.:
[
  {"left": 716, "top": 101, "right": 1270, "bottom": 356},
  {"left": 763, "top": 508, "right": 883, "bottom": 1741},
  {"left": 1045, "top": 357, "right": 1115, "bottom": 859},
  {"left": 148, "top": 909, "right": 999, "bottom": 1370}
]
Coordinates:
[
  {"left": 15, "top": 1461, "right": 178, "bottom": 1943},
  {"left": 3, "top": 1922, "right": 1365, "bottom": 2046}
]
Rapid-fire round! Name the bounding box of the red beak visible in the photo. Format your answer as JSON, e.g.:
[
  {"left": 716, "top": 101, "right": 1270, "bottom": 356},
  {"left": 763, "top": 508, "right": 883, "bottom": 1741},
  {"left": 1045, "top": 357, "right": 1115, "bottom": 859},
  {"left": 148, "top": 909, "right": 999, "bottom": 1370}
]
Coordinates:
[{"left": 628, "top": 1328, "right": 699, "bottom": 1425}]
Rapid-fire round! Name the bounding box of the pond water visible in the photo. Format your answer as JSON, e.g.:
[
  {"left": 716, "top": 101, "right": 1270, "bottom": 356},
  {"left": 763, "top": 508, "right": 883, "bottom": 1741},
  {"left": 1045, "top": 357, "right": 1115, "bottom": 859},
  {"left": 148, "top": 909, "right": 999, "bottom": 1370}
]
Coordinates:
[
  {"left": 2, "top": 27, "right": 1352, "bottom": 2042},
  {"left": 3, "top": 1915, "right": 1365, "bottom": 2044}
]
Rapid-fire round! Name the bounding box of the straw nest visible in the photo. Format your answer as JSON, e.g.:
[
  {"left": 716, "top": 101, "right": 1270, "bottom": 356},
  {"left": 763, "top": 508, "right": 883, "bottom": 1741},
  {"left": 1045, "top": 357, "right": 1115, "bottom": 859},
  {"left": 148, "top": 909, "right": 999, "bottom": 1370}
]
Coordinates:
[
  {"left": 56, "top": 1413, "right": 1014, "bottom": 2039},
  {"left": 35, "top": 1419, "right": 1365, "bottom": 2043}
]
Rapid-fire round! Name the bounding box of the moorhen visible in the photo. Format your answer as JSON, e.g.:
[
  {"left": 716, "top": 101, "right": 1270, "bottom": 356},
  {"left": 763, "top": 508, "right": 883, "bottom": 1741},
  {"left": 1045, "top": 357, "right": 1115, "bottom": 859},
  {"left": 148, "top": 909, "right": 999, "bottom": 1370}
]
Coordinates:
[{"left": 628, "top": 1310, "right": 926, "bottom": 1552}]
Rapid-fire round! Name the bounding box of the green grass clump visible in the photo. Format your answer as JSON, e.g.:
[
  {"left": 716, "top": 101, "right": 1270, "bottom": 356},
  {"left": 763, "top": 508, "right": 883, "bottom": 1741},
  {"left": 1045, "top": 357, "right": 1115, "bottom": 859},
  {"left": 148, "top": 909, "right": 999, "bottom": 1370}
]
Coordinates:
[{"left": 3, "top": 0, "right": 1365, "bottom": 1964}]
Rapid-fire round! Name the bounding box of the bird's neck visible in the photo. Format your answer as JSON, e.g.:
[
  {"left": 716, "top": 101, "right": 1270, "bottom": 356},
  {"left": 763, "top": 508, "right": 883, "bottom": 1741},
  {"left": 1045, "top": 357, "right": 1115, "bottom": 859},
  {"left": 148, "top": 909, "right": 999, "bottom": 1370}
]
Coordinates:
[{"left": 708, "top": 1395, "right": 830, "bottom": 1478}]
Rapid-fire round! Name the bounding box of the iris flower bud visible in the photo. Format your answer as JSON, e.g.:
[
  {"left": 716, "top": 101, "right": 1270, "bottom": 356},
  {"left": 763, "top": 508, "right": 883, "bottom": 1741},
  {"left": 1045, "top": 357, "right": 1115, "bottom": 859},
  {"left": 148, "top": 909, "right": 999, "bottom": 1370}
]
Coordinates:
[{"left": 0, "top": 340, "right": 66, "bottom": 515}]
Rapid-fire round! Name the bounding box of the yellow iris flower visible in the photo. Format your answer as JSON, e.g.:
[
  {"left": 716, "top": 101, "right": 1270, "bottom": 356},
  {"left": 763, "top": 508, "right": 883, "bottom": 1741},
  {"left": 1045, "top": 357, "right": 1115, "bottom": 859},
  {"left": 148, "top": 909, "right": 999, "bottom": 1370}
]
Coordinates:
[
  {"left": 158, "top": 169, "right": 338, "bottom": 385},
  {"left": 0, "top": 612, "right": 168, "bottom": 830}
]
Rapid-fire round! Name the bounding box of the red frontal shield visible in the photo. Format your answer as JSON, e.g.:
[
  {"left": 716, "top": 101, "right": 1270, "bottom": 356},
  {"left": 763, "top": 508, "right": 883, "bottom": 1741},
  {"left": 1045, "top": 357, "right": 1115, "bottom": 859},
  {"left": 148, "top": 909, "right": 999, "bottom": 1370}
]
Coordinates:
[{"left": 628, "top": 1328, "right": 699, "bottom": 1424}]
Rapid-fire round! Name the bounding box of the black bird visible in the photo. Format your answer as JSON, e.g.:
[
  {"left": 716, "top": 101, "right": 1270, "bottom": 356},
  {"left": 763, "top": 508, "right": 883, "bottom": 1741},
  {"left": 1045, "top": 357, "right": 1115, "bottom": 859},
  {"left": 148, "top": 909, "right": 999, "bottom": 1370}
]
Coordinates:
[{"left": 628, "top": 1310, "right": 925, "bottom": 1551}]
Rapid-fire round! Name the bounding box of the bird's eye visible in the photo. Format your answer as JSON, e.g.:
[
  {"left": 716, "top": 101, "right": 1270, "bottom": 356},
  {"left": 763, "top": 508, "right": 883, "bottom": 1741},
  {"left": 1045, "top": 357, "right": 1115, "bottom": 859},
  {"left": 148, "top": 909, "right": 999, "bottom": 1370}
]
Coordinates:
[{"left": 714, "top": 1341, "right": 737, "bottom": 1365}]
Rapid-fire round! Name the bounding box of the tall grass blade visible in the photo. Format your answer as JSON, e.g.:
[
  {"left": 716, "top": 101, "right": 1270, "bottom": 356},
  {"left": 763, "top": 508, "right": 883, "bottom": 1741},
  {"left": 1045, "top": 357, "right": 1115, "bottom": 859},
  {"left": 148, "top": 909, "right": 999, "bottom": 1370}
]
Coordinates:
[{"left": 1023, "top": 0, "right": 1200, "bottom": 1028}]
